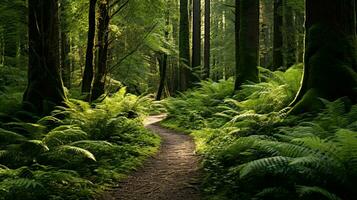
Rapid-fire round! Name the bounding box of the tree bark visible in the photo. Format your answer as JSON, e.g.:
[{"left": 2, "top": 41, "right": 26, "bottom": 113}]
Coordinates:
[
  {"left": 156, "top": 53, "right": 168, "bottom": 100},
  {"left": 91, "top": 0, "right": 110, "bottom": 101},
  {"left": 291, "top": 0, "right": 357, "bottom": 114},
  {"left": 203, "top": 0, "right": 210, "bottom": 80},
  {"left": 273, "top": 0, "right": 283, "bottom": 69},
  {"left": 179, "top": 0, "right": 191, "bottom": 91},
  {"left": 235, "top": 0, "right": 260, "bottom": 90},
  {"left": 191, "top": 0, "right": 201, "bottom": 84},
  {"left": 283, "top": 1, "right": 297, "bottom": 68},
  {"left": 82, "top": 0, "right": 97, "bottom": 97},
  {"left": 156, "top": 5, "right": 170, "bottom": 100},
  {"left": 60, "top": 0, "right": 71, "bottom": 89},
  {"left": 24, "top": 0, "right": 67, "bottom": 114},
  {"left": 234, "top": 0, "right": 240, "bottom": 87}
]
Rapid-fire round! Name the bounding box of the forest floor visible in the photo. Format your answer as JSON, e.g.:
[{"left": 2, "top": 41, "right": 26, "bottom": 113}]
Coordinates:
[{"left": 101, "top": 115, "right": 202, "bottom": 200}]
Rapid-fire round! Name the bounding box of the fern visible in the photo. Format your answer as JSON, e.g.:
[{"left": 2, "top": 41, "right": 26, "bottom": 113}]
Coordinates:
[
  {"left": 296, "top": 185, "right": 342, "bottom": 200},
  {"left": 0, "top": 128, "right": 26, "bottom": 145},
  {"left": 239, "top": 156, "right": 293, "bottom": 178},
  {"left": 41, "top": 145, "right": 97, "bottom": 163},
  {"left": 43, "top": 126, "right": 88, "bottom": 147}
]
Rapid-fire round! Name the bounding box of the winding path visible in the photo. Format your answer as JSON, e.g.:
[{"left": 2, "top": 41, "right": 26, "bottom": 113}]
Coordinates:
[{"left": 103, "top": 115, "right": 202, "bottom": 200}]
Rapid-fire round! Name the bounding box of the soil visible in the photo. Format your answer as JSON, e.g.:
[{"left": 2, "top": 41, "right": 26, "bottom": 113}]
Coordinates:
[{"left": 101, "top": 115, "right": 202, "bottom": 200}]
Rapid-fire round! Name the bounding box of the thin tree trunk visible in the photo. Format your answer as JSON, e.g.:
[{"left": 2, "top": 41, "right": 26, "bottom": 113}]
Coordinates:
[
  {"left": 82, "top": 0, "right": 97, "bottom": 96},
  {"left": 156, "top": 53, "right": 168, "bottom": 100},
  {"left": 273, "top": 0, "right": 283, "bottom": 69},
  {"left": 191, "top": 0, "right": 201, "bottom": 85},
  {"left": 203, "top": 0, "right": 210, "bottom": 80},
  {"left": 24, "top": 0, "right": 67, "bottom": 114},
  {"left": 156, "top": 5, "right": 170, "bottom": 100},
  {"left": 234, "top": 0, "right": 240, "bottom": 87}
]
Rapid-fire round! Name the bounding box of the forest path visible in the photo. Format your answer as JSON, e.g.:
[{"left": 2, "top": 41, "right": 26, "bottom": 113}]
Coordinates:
[{"left": 102, "top": 115, "right": 202, "bottom": 200}]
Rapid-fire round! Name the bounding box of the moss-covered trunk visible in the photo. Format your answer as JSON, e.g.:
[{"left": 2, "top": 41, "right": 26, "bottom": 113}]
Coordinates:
[
  {"left": 235, "top": 0, "right": 260, "bottom": 90},
  {"left": 291, "top": 0, "right": 357, "bottom": 113},
  {"left": 91, "top": 0, "right": 110, "bottom": 101},
  {"left": 24, "top": 0, "right": 67, "bottom": 114}
]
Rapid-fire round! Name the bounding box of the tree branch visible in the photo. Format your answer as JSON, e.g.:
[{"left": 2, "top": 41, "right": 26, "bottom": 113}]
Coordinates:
[
  {"left": 108, "top": 23, "right": 158, "bottom": 73},
  {"left": 110, "top": 0, "right": 130, "bottom": 18}
]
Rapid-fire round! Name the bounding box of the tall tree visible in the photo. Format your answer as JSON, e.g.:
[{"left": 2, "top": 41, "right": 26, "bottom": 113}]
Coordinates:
[
  {"left": 24, "top": 0, "right": 67, "bottom": 114},
  {"left": 60, "top": 0, "right": 71, "bottom": 89},
  {"left": 283, "top": 0, "right": 297, "bottom": 68},
  {"left": 191, "top": 0, "right": 201, "bottom": 84},
  {"left": 234, "top": 0, "right": 240, "bottom": 85},
  {"left": 273, "top": 0, "right": 283, "bottom": 69},
  {"left": 156, "top": 4, "right": 170, "bottom": 101},
  {"left": 179, "top": 0, "right": 190, "bottom": 91},
  {"left": 91, "top": 0, "right": 110, "bottom": 101},
  {"left": 235, "top": 0, "right": 260, "bottom": 90},
  {"left": 82, "top": 0, "right": 97, "bottom": 97},
  {"left": 203, "top": 0, "right": 210, "bottom": 80},
  {"left": 291, "top": 0, "right": 357, "bottom": 113}
]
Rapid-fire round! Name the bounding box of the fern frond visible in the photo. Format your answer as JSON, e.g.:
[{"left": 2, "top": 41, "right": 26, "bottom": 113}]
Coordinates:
[
  {"left": 0, "top": 164, "right": 9, "bottom": 169},
  {"left": 56, "top": 145, "right": 96, "bottom": 161},
  {"left": 296, "top": 185, "right": 342, "bottom": 200},
  {"left": 240, "top": 156, "right": 293, "bottom": 178},
  {"left": 43, "top": 126, "right": 88, "bottom": 147},
  {"left": 0, "top": 128, "right": 26, "bottom": 144}
]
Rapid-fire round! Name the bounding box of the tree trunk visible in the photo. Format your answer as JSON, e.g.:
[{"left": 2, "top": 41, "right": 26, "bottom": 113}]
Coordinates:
[
  {"left": 179, "top": 0, "right": 190, "bottom": 91},
  {"left": 191, "top": 0, "right": 201, "bottom": 85},
  {"left": 283, "top": 1, "right": 297, "bottom": 68},
  {"left": 91, "top": 0, "right": 110, "bottom": 101},
  {"left": 156, "top": 53, "right": 168, "bottom": 100},
  {"left": 156, "top": 5, "right": 170, "bottom": 100},
  {"left": 203, "top": 0, "right": 210, "bottom": 80},
  {"left": 273, "top": 0, "right": 283, "bottom": 69},
  {"left": 60, "top": 0, "right": 71, "bottom": 89},
  {"left": 291, "top": 0, "right": 357, "bottom": 114},
  {"left": 24, "top": 0, "right": 67, "bottom": 114},
  {"left": 235, "top": 0, "right": 260, "bottom": 90},
  {"left": 234, "top": 0, "right": 240, "bottom": 87},
  {"left": 82, "top": 0, "right": 97, "bottom": 96}
]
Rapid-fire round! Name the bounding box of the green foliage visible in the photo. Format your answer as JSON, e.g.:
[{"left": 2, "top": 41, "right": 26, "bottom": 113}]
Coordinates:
[
  {"left": 0, "top": 89, "right": 160, "bottom": 199},
  {"left": 164, "top": 65, "right": 357, "bottom": 200},
  {"left": 163, "top": 66, "right": 302, "bottom": 131}
]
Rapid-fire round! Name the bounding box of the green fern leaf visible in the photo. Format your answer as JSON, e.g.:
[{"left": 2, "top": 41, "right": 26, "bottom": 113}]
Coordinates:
[
  {"left": 296, "top": 185, "right": 342, "bottom": 200},
  {"left": 57, "top": 145, "right": 96, "bottom": 161},
  {"left": 240, "top": 156, "right": 293, "bottom": 178}
]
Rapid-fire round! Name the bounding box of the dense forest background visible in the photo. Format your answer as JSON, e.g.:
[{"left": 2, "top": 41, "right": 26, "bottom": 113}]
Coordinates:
[{"left": 0, "top": 0, "right": 356, "bottom": 199}]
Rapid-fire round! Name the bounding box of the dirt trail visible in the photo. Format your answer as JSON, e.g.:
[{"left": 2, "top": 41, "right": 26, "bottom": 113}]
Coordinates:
[{"left": 103, "top": 115, "right": 202, "bottom": 200}]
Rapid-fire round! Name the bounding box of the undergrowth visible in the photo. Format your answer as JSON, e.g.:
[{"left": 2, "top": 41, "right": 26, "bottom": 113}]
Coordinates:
[
  {"left": 0, "top": 86, "right": 160, "bottom": 200},
  {"left": 163, "top": 65, "right": 357, "bottom": 200}
]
